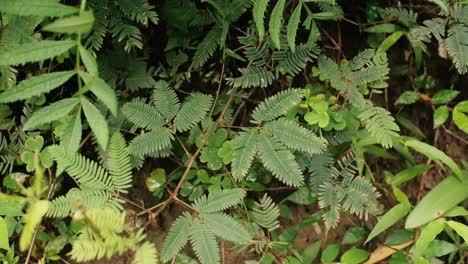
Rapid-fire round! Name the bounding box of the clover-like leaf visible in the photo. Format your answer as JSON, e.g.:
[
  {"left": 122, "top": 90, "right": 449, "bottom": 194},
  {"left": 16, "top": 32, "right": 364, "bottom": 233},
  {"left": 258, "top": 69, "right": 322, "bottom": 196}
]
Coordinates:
[
  {"left": 200, "top": 146, "right": 223, "bottom": 170},
  {"left": 217, "top": 140, "right": 234, "bottom": 164},
  {"left": 25, "top": 136, "right": 44, "bottom": 152}
]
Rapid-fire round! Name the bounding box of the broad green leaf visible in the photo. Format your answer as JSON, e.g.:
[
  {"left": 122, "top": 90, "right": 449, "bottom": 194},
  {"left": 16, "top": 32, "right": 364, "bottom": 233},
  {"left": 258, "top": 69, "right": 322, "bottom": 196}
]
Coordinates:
[
  {"left": 433, "top": 106, "right": 449, "bottom": 128},
  {"left": 286, "top": 187, "right": 316, "bottom": 205},
  {"left": 340, "top": 247, "right": 369, "bottom": 264},
  {"left": 0, "top": 0, "right": 79, "bottom": 17},
  {"left": 444, "top": 206, "right": 468, "bottom": 217},
  {"left": 0, "top": 40, "right": 76, "bottom": 66},
  {"left": 446, "top": 220, "right": 468, "bottom": 243},
  {"left": 453, "top": 101, "right": 468, "bottom": 133},
  {"left": 302, "top": 241, "right": 321, "bottom": 264},
  {"left": 405, "top": 139, "right": 463, "bottom": 181},
  {"left": 269, "top": 0, "right": 285, "bottom": 50},
  {"left": 431, "top": 90, "right": 460, "bottom": 104},
  {"left": 384, "top": 230, "right": 413, "bottom": 246},
  {"left": 60, "top": 111, "right": 82, "bottom": 153},
  {"left": 321, "top": 244, "right": 340, "bottom": 264},
  {"left": 395, "top": 91, "right": 420, "bottom": 105},
  {"left": 253, "top": 0, "right": 269, "bottom": 42},
  {"left": 43, "top": 10, "right": 94, "bottom": 34},
  {"left": 78, "top": 45, "right": 98, "bottom": 75},
  {"left": 19, "top": 200, "right": 49, "bottom": 251},
  {"left": 0, "top": 201, "right": 24, "bottom": 217},
  {"left": 396, "top": 115, "right": 425, "bottom": 138},
  {"left": 342, "top": 227, "right": 365, "bottom": 245},
  {"left": 389, "top": 250, "right": 409, "bottom": 264},
  {"left": 161, "top": 213, "right": 192, "bottom": 262},
  {"left": 0, "top": 217, "right": 8, "bottom": 250},
  {"left": 366, "top": 23, "right": 399, "bottom": 33},
  {"left": 412, "top": 218, "right": 445, "bottom": 260},
  {"left": 0, "top": 71, "right": 75, "bottom": 103},
  {"left": 23, "top": 98, "right": 80, "bottom": 131},
  {"left": 80, "top": 72, "right": 118, "bottom": 116},
  {"left": 423, "top": 239, "right": 456, "bottom": 259},
  {"left": 81, "top": 97, "right": 109, "bottom": 150},
  {"left": 287, "top": 2, "right": 302, "bottom": 52},
  {"left": 391, "top": 164, "right": 432, "bottom": 186},
  {"left": 377, "top": 31, "right": 404, "bottom": 52},
  {"left": 366, "top": 202, "right": 411, "bottom": 243},
  {"left": 405, "top": 174, "right": 468, "bottom": 229}
]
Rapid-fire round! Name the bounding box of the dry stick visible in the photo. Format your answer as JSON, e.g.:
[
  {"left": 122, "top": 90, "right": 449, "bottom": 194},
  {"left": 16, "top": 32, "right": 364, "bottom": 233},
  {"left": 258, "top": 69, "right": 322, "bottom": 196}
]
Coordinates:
[{"left": 138, "top": 89, "right": 237, "bottom": 217}]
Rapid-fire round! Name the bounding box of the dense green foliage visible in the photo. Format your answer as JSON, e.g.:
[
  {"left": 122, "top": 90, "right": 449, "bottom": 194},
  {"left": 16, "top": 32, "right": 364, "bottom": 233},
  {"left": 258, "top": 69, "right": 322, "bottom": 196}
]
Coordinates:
[{"left": 0, "top": 0, "right": 467, "bottom": 263}]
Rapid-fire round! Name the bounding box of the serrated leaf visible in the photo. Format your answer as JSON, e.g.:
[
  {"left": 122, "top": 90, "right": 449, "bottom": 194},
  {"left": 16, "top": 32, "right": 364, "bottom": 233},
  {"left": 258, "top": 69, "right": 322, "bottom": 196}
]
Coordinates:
[
  {"left": 0, "top": 0, "right": 79, "bottom": 17},
  {"left": 0, "top": 71, "right": 75, "bottom": 103},
  {"left": 232, "top": 130, "right": 258, "bottom": 180},
  {"left": 431, "top": 90, "right": 460, "bottom": 105},
  {"left": 269, "top": 0, "right": 285, "bottom": 50},
  {"left": 433, "top": 106, "right": 449, "bottom": 128},
  {"left": 405, "top": 139, "right": 463, "bottom": 181},
  {"left": 190, "top": 219, "right": 220, "bottom": 264},
  {"left": 193, "top": 188, "right": 245, "bottom": 214},
  {"left": 161, "top": 213, "right": 192, "bottom": 262},
  {"left": 42, "top": 10, "right": 94, "bottom": 34},
  {"left": 23, "top": 98, "right": 80, "bottom": 131},
  {"left": 81, "top": 97, "right": 109, "bottom": 151},
  {"left": 60, "top": 111, "right": 82, "bottom": 153},
  {"left": 202, "top": 213, "right": 251, "bottom": 244},
  {"left": 78, "top": 45, "right": 98, "bottom": 75},
  {"left": 80, "top": 72, "right": 118, "bottom": 116},
  {"left": 0, "top": 40, "right": 76, "bottom": 66},
  {"left": 253, "top": 0, "right": 269, "bottom": 42},
  {"left": 287, "top": 2, "right": 302, "bottom": 52}
]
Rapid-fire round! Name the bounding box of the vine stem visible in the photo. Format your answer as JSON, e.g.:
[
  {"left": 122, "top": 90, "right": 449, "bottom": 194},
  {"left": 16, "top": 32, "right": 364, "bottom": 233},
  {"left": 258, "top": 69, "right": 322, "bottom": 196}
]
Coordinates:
[{"left": 137, "top": 88, "right": 237, "bottom": 217}]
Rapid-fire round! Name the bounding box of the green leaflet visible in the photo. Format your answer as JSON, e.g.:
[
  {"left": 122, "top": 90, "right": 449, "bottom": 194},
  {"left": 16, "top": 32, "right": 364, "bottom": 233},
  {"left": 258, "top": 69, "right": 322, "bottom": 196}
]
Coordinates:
[
  {"left": 365, "top": 202, "right": 411, "bottom": 243},
  {"left": 128, "top": 128, "right": 174, "bottom": 156},
  {"left": 173, "top": 93, "right": 213, "bottom": 132},
  {"left": 287, "top": 2, "right": 302, "bottom": 52},
  {"left": 202, "top": 213, "right": 251, "bottom": 244},
  {"left": 193, "top": 188, "right": 245, "bottom": 214},
  {"left": 0, "top": 40, "right": 76, "bottom": 66},
  {"left": 412, "top": 218, "right": 445, "bottom": 260},
  {"left": 0, "top": 71, "right": 75, "bottom": 103},
  {"left": 78, "top": 45, "right": 98, "bottom": 75},
  {"left": 377, "top": 31, "right": 405, "bottom": 52},
  {"left": 251, "top": 89, "right": 303, "bottom": 123},
  {"left": 152, "top": 81, "right": 180, "bottom": 120},
  {"left": 161, "top": 213, "right": 192, "bottom": 262},
  {"left": 23, "top": 98, "right": 80, "bottom": 131},
  {"left": 122, "top": 99, "right": 165, "bottom": 130},
  {"left": 253, "top": 0, "right": 269, "bottom": 42},
  {"left": 60, "top": 111, "right": 82, "bottom": 153},
  {"left": 106, "top": 133, "right": 133, "bottom": 193},
  {"left": 80, "top": 72, "right": 118, "bottom": 116},
  {"left": 269, "top": 0, "right": 285, "bottom": 50},
  {"left": 257, "top": 132, "right": 304, "bottom": 187},
  {"left": 19, "top": 200, "right": 49, "bottom": 251},
  {"left": 405, "top": 174, "right": 468, "bottom": 229},
  {"left": 433, "top": 106, "right": 449, "bottom": 128},
  {"left": 43, "top": 10, "right": 94, "bottom": 34},
  {"left": 190, "top": 218, "right": 220, "bottom": 264},
  {"left": 252, "top": 194, "right": 280, "bottom": 231},
  {"left": 81, "top": 97, "right": 109, "bottom": 151},
  {"left": 0, "top": 0, "right": 79, "bottom": 17},
  {"left": 231, "top": 129, "right": 258, "bottom": 180},
  {"left": 390, "top": 164, "right": 433, "bottom": 186},
  {"left": 405, "top": 139, "right": 463, "bottom": 181},
  {"left": 446, "top": 221, "right": 468, "bottom": 243}
]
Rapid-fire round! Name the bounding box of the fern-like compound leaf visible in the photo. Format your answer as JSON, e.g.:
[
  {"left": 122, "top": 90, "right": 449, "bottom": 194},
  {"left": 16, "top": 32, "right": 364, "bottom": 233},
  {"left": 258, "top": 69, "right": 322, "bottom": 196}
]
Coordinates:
[
  {"left": 128, "top": 128, "right": 174, "bottom": 157},
  {"left": 263, "top": 119, "right": 326, "bottom": 154},
  {"left": 190, "top": 218, "right": 220, "bottom": 264},
  {"left": 161, "top": 212, "right": 192, "bottom": 262},
  {"left": 251, "top": 89, "right": 303, "bottom": 123},
  {"left": 116, "top": 0, "right": 158, "bottom": 25},
  {"left": 269, "top": 0, "right": 285, "bottom": 49},
  {"left": 0, "top": 71, "right": 75, "bottom": 103},
  {"left": 445, "top": 24, "right": 468, "bottom": 74},
  {"left": 122, "top": 99, "right": 165, "bottom": 130},
  {"left": 252, "top": 194, "right": 280, "bottom": 231},
  {"left": 257, "top": 132, "right": 304, "bottom": 187},
  {"left": 276, "top": 44, "right": 319, "bottom": 75},
  {"left": 305, "top": 152, "right": 337, "bottom": 193},
  {"left": 0, "top": 0, "right": 79, "bottom": 17},
  {"left": 202, "top": 213, "right": 251, "bottom": 244},
  {"left": 226, "top": 67, "right": 275, "bottom": 88},
  {"left": 0, "top": 40, "right": 76, "bottom": 66},
  {"left": 23, "top": 98, "right": 80, "bottom": 131},
  {"left": 358, "top": 104, "right": 400, "bottom": 148},
  {"left": 106, "top": 133, "right": 132, "bottom": 193},
  {"left": 152, "top": 81, "right": 180, "bottom": 120},
  {"left": 193, "top": 188, "right": 246, "bottom": 214},
  {"left": 318, "top": 182, "right": 341, "bottom": 229},
  {"left": 191, "top": 26, "right": 222, "bottom": 69},
  {"left": 253, "top": 0, "right": 269, "bottom": 41},
  {"left": 173, "top": 93, "right": 213, "bottom": 132},
  {"left": 231, "top": 129, "right": 258, "bottom": 180},
  {"left": 287, "top": 2, "right": 302, "bottom": 52},
  {"left": 133, "top": 242, "right": 158, "bottom": 264}
]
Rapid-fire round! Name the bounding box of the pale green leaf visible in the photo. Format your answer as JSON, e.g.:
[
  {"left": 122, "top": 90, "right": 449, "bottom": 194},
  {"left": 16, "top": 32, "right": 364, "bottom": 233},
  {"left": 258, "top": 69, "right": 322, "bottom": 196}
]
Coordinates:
[
  {"left": 193, "top": 188, "right": 245, "bottom": 214},
  {"left": 23, "top": 98, "right": 80, "bottom": 131},
  {"left": 412, "top": 218, "right": 445, "bottom": 260},
  {"left": 0, "top": 40, "right": 76, "bottom": 66},
  {"left": 269, "top": 0, "right": 285, "bottom": 50},
  {"left": 321, "top": 244, "right": 340, "bottom": 264},
  {"left": 81, "top": 97, "right": 109, "bottom": 151},
  {"left": 202, "top": 213, "right": 251, "bottom": 244},
  {"left": 0, "top": 0, "right": 79, "bottom": 17},
  {"left": 433, "top": 106, "right": 449, "bottom": 128},
  {"left": 0, "top": 71, "right": 75, "bottom": 103},
  {"left": 0, "top": 217, "right": 8, "bottom": 250},
  {"left": 253, "top": 0, "right": 269, "bottom": 42},
  {"left": 80, "top": 72, "right": 118, "bottom": 116},
  {"left": 377, "top": 31, "right": 404, "bottom": 52},
  {"left": 19, "top": 200, "right": 49, "bottom": 251},
  {"left": 42, "top": 10, "right": 94, "bottom": 34},
  {"left": 391, "top": 164, "right": 432, "bottom": 186},
  {"left": 78, "top": 45, "right": 98, "bottom": 75},
  {"left": 453, "top": 101, "right": 468, "bottom": 133},
  {"left": 190, "top": 219, "right": 220, "bottom": 264},
  {"left": 60, "top": 111, "right": 82, "bottom": 153},
  {"left": 365, "top": 202, "right": 411, "bottom": 243},
  {"left": 446, "top": 220, "right": 468, "bottom": 243},
  {"left": 287, "top": 2, "right": 302, "bottom": 52},
  {"left": 431, "top": 90, "right": 460, "bottom": 105},
  {"left": 395, "top": 91, "right": 420, "bottom": 105},
  {"left": 340, "top": 247, "right": 369, "bottom": 264},
  {"left": 232, "top": 129, "right": 258, "bottom": 180},
  {"left": 161, "top": 213, "right": 192, "bottom": 262}
]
